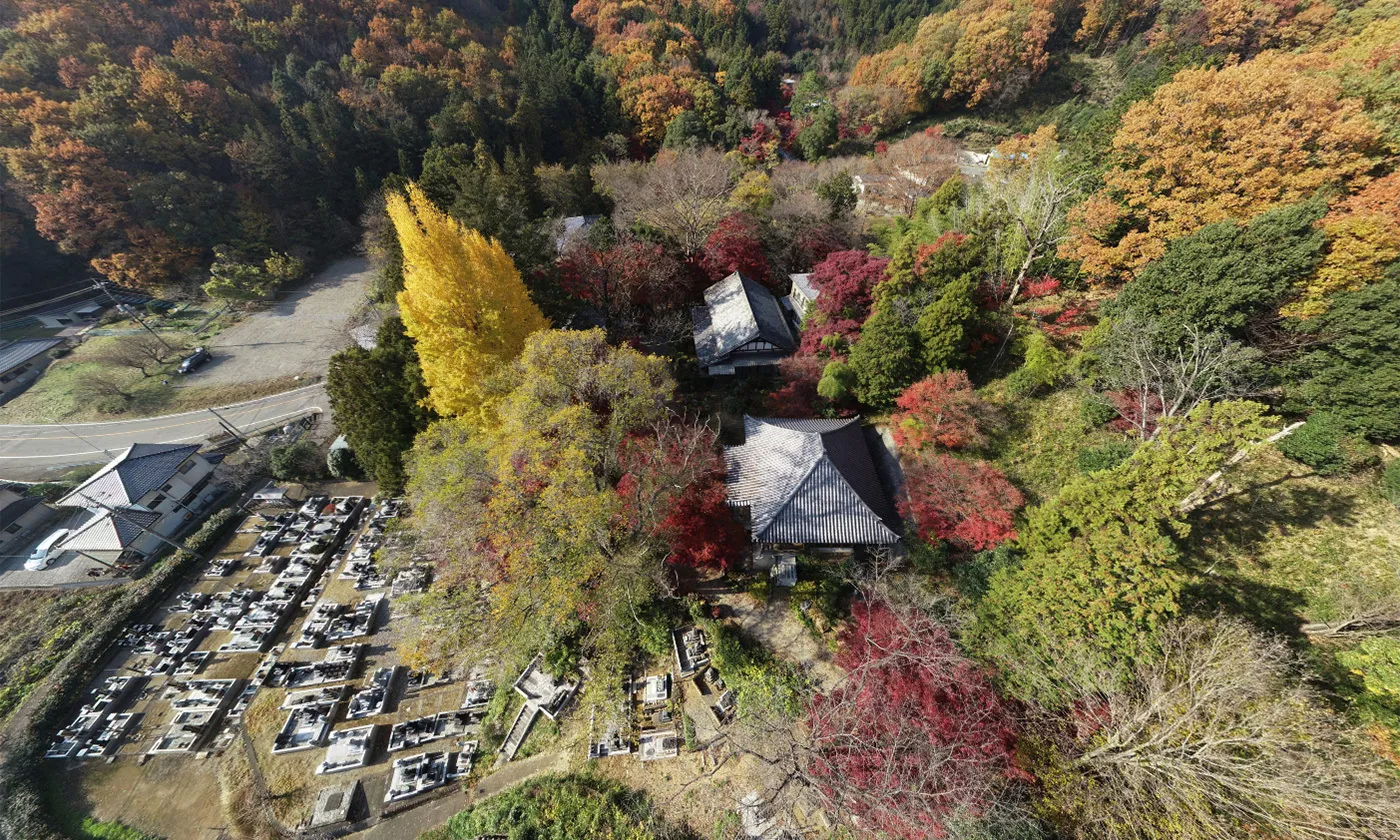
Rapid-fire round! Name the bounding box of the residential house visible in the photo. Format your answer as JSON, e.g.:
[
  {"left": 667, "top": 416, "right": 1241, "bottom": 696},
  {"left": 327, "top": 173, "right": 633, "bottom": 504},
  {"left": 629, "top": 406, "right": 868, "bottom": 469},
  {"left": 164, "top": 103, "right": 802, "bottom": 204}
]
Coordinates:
[
  {"left": 51, "top": 443, "right": 218, "bottom": 565},
  {"left": 724, "top": 416, "right": 899, "bottom": 564},
  {"left": 0, "top": 485, "right": 55, "bottom": 551},
  {"left": 54, "top": 507, "right": 165, "bottom": 567},
  {"left": 0, "top": 338, "right": 64, "bottom": 402},
  {"left": 691, "top": 272, "right": 797, "bottom": 376},
  {"left": 35, "top": 302, "right": 103, "bottom": 330}
]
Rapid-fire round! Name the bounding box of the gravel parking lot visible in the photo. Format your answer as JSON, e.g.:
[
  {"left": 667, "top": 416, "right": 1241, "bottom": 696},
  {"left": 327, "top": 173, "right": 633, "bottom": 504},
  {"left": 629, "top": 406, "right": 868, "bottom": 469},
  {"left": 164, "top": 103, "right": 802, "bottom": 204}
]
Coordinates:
[{"left": 185, "top": 258, "right": 373, "bottom": 387}]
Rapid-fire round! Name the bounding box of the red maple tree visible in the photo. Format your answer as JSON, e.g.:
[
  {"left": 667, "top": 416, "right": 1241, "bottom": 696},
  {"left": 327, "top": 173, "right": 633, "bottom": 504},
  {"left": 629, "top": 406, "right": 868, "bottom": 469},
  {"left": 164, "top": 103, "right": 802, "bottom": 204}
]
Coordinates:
[
  {"left": 615, "top": 420, "right": 746, "bottom": 570},
  {"left": 700, "top": 212, "right": 771, "bottom": 286},
  {"left": 899, "top": 453, "right": 1022, "bottom": 551},
  {"left": 557, "top": 239, "right": 687, "bottom": 339},
  {"left": 796, "top": 316, "right": 863, "bottom": 356},
  {"left": 890, "top": 371, "right": 988, "bottom": 452},
  {"left": 762, "top": 355, "right": 825, "bottom": 417},
  {"left": 809, "top": 249, "right": 888, "bottom": 321},
  {"left": 805, "top": 600, "right": 1027, "bottom": 839}
]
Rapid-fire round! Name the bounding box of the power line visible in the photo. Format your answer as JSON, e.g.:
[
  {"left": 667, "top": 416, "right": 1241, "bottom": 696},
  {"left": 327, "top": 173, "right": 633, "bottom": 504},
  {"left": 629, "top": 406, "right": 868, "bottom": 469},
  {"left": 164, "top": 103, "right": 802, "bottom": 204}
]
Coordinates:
[
  {"left": 91, "top": 280, "right": 173, "bottom": 352},
  {"left": 0, "top": 284, "right": 96, "bottom": 318},
  {"left": 57, "top": 422, "right": 111, "bottom": 460}
]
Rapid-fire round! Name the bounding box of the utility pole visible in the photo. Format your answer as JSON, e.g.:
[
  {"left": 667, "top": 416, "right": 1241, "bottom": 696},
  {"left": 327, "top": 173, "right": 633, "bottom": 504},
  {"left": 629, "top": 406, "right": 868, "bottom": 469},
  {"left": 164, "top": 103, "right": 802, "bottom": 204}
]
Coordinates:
[
  {"left": 91, "top": 279, "right": 174, "bottom": 353},
  {"left": 207, "top": 406, "right": 246, "bottom": 445}
]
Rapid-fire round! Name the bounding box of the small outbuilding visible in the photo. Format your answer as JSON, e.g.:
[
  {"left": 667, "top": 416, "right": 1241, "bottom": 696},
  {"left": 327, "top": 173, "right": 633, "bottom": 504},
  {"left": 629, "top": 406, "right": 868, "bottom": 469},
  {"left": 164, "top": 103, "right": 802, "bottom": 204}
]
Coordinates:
[{"left": 0, "top": 337, "right": 64, "bottom": 402}]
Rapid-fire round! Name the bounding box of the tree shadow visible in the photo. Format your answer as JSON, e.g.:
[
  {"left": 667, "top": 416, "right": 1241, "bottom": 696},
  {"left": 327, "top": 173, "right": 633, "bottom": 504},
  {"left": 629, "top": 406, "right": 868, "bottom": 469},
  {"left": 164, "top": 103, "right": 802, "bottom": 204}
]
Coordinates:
[
  {"left": 1179, "top": 575, "right": 1308, "bottom": 638},
  {"left": 1179, "top": 473, "right": 1364, "bottom": 639}
]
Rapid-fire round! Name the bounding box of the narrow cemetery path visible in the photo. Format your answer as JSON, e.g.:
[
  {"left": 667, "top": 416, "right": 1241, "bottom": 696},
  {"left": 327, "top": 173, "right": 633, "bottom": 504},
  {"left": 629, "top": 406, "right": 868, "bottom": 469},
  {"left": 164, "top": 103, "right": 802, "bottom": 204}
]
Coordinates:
[{"left": 348, "top": 748, "right": 569, "bottom": 839}]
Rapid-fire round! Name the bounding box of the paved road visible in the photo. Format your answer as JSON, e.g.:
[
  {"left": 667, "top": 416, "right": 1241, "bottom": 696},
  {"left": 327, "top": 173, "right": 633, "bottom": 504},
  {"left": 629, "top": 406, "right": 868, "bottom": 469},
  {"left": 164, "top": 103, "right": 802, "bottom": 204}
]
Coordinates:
[{"left": 0, "top": 384, "right": 327, "bottom": 480}]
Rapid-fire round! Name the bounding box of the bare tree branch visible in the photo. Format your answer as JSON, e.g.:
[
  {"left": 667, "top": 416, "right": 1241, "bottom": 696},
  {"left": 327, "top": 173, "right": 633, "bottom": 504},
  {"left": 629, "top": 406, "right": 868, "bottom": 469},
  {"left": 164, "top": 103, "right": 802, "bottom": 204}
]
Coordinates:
[{"left": 1097, "top": 316, "right": 1266, "bottom": 439}]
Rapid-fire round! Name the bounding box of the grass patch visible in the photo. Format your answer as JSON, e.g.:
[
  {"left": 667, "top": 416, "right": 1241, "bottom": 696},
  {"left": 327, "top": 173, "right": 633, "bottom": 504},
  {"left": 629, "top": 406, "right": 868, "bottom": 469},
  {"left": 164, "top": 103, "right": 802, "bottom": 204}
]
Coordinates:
[
  {"left": 242, "top": 689, "right": 318, "bottom": 828},
  {"left": 988, "top": 387, "right": 1128, "bottom": 506},
  {"left": 515, "top": 715, "right": 561, "bottom": 760},
  {"left": 0, "top": 311, "right": 299, "bottom": 423},
  {"left": 0, "top": 588, "right": 125, "bottom": 725},
  {"left": 1180, "top": 448, "right": 1400, "bottom": 634},
  {"left": 76, "top": 819, "right": 163, "bottom": 840},
  {"left": 218, "top": 738, "right": 280, "bottom": 840},
  {"left": 437, "top": 773, "right": 670, "bottom": 840}
]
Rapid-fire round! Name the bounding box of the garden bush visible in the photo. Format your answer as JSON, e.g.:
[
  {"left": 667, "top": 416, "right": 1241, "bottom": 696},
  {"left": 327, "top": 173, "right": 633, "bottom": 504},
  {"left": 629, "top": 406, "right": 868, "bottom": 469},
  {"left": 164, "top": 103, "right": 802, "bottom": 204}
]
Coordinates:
[
  {"left": 907, "top": 536, "right": 949, "bottom": 574},
  {"left": 327, "top": 445, "right": 362, "bottom": 480},
  {"left": 1079, "top": 392, "right": 1118, "bottom": 427},
  {"left": 269, "top": 440, "right": 324, "bottom": 481},
  {"left": 1077, "top": 441, "right": 1135, "bottom": 474},
  {"left": 1277, "top": 413, "right": 1374, "bottom": 476},
  {"left": 748, "top": 579, "right": 772, "bottom": 603}
]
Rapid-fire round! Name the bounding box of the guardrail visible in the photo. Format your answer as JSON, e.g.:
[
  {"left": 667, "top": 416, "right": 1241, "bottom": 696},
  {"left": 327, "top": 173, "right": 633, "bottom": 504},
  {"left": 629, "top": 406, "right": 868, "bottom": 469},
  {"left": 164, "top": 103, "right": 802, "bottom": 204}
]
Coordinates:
[{"left": 206, "top": 409, "right": 322, "bottom": 450}]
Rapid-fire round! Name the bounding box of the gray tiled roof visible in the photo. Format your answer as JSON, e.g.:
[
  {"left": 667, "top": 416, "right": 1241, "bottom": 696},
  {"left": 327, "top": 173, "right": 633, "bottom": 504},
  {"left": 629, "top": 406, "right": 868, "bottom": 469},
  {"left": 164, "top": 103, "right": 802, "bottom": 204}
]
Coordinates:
[
  {"left": 554, "top": 214, "right": 602, "bottom": 252},
  {"left": 789, "top": 273, "right": 817, "bottom": 302},
  {"left": 724, "top": 416, "right": 898, "bottom": 545},
  {"left": 59, "top": 443, "right": 200, "bottom": 509},
  {"left": 59, "top": 506, "right": 161, "bottom": 552},
  {"left": 0, "top": 338, "right": 62, "bottom": 374},
  {"left": 692, "top": 273, "right": 796, "bottom": 367},
  {"left": 0, "top": 495, "right": 43, "bottom": 530}
]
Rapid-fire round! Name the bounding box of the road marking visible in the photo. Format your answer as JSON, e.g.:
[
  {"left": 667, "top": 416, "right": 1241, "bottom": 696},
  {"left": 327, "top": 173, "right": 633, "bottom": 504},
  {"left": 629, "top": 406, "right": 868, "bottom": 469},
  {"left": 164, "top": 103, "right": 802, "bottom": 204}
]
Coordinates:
[
  {"left": 0, "top": 393, "right": 321, "bottom": 440},
  {"left": 0, "top": 408, "right": 323, "bottom": 458},
  {"left": 0, "top": 384, "right": 324, "bottom": 431}
]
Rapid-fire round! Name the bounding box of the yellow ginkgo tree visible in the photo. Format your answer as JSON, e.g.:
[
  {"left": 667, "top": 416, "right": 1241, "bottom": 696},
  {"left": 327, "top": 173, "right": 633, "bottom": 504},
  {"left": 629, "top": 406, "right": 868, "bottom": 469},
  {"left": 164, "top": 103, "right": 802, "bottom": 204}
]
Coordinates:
[{"left": 388, "top": 182, "right": 548, "bottom": 425}]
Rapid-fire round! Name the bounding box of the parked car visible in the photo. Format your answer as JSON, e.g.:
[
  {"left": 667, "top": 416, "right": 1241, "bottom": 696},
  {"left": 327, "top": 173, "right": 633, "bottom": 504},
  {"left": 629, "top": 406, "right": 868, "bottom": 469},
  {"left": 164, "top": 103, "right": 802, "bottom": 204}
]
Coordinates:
[
  {"left": 25, "top": 528, "right": 71, "bottom": 571},
  {"left": 178, "top": 347, "right": 212, "bottom": 374}
]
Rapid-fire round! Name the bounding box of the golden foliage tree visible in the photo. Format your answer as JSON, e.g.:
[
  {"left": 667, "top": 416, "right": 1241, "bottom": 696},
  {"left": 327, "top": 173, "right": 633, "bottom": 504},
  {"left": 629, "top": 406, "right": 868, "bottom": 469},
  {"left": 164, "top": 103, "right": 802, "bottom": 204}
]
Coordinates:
[
  {"left": 849, "top": 0, "right": 1055, "bottom": 115},
  {"left": 1062, "top": 53, "right": 1380, "bottom": 284},
  {"left": 1283, "top": 171, "right": 1400, "bottom": 318},
  {"left": 400, "top": 329, "right": 681, "bottom": 679},
  {"left": 388, "top": 183, "right": 548, "bottom": 424}
]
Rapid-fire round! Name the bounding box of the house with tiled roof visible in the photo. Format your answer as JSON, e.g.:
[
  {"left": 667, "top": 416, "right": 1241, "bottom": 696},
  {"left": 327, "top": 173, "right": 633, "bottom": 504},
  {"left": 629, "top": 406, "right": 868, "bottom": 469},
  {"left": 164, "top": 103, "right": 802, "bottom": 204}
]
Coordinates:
[
  {"left": 723, "top": 416, "right": 899, "bottom": 558},
  {"left": 0, "top": 337, "right": 65, "bottom": 402},
  {"left": 56, "top": 507, "right": 165, "bottom": 564},
  {"left": 0, "top": 484, "right": 55, "bottom": 552},
  {"left": 53, "top": 443, "right": 218, "bottom": 564},
  {"left": 691, "top": 272, "right": 797, "bottom": 375}
]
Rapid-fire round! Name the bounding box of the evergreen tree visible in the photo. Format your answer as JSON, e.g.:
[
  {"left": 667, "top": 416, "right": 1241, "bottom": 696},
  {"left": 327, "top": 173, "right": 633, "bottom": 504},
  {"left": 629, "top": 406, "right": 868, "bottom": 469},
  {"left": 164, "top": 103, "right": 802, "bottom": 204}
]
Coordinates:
[
  {"left": 850, "top": 304, "right": 923, "bottom": 407},
  {"left": 915, "top": 275, "right": 976, "bottom": 373},
  {"left": 1286, "top": 277, "right": 1400, "bottom": 440},
  {"left": 326, "top": 317, "right": 433, "bottom": 493},
  {"left": 1113, "top": 201, "right": 1327, "bottom": 342}
]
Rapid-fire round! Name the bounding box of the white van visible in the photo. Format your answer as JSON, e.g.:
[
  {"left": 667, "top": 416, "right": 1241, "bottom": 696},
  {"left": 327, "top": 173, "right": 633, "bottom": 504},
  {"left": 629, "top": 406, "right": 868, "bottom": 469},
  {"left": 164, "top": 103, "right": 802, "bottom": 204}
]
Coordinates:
[{"left": 25, "top": 529, "right": 71, "bottom": 571}]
